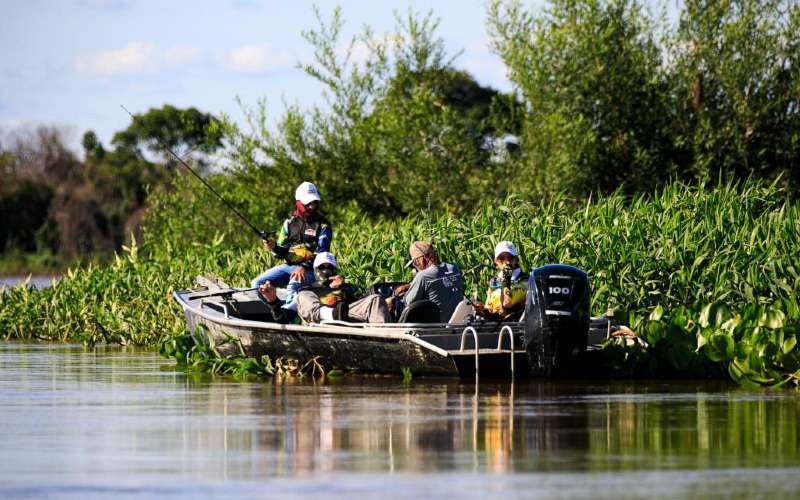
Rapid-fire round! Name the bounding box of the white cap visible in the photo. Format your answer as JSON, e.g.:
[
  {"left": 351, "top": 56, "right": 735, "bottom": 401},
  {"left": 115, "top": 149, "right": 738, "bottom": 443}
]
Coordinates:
[
  {"left": 295, "top": 181, "right": 321, "bottom": 205},
  {"left": 494, "top": 240, "right": 518, "bottom": 259},
  {"left": 313, "top": 251, "right": 336, "bottom": 269}
]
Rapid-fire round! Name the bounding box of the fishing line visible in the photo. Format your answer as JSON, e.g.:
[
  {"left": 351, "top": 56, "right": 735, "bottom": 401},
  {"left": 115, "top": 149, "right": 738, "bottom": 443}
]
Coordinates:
[{"left": 120, "top": 104, "right": 273, "bottom": 240}]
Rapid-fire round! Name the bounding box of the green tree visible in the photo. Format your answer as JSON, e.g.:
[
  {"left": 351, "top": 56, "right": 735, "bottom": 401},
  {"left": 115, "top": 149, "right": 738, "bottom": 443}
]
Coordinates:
[
  {"left": 671, "top": 0, "right": 800, "bottom": 189},
  {"left": 223, "top": 7, "right": 520, "bottom": 219},
  {"left": 112, "top": 105, "right": 223, "bottom": 162},
  {"left": 488, "top": 0, "right": 679, "bottom": 198},
  {"left": 81, "top": 105, "right": 225, "bottom": 251}
]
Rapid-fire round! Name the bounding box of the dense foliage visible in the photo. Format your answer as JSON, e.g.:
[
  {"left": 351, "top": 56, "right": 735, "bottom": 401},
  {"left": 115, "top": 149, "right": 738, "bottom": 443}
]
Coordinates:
[
  {"left": 3, "top": 2, "right": 799, "bottom": 265},
  {"left": 221, "top": 7, "right": 524, "bottom": 219},
  {"left": 0, "top": 106, "right": 220, "bottom": 270},
  {"left": 213, "top": 2, "right": 800, "bottom": 220},
  {"left": 489, "top": 0, "right": 678, "bottom": 197},
  {"left": 487, "top": 0, "right": 800, "bottom": 199}
]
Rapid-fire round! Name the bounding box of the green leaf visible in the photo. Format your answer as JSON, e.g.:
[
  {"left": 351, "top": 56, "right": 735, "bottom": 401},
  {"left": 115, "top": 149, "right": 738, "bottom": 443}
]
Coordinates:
[
  {"left": 649, "top": 304, "right": 664, "bottom": 322},
  {"left": 699, "top": 303, "right": 714, "bottom": 328},
  {"left": 706, "top": 332, "right": 735, "bottom": 362},
  {"left": 737, "top": 377, "right": 762, "bottom": 390},
  {"left": 720, "top": 317, "right": 740, "bottom": 335},
  {"left": 782, "top": 336, "right": 797, "bottom": 355},
  {"left": 647, "top": 321, "right": 666, "bottom": 345},
  {"left": 760, "top": 307, "right": 786, "bottom": 329},
  {"left": 696, "top": 333, "right": 708, "bottom": 351}
]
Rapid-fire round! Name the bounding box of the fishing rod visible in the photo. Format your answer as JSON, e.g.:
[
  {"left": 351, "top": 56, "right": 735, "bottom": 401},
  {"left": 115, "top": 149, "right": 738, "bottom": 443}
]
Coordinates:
[
  {"left": 120, "top": 105, "right": 274, "bottom": 241},
  {"left": 187, "top": 286, "right": 259, "bottom": 300}
]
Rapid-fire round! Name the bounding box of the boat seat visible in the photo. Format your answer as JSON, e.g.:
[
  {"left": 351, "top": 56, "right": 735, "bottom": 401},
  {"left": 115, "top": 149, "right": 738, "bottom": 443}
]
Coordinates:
[
  {"left": 447, "top": 300, "right": 473, "bottom": 324},
  {"left": 364, "top": 281, "right": 407, "bottom": 298},
  {"left": 399, "top": 300, "right": 440, "bottom": 323}
]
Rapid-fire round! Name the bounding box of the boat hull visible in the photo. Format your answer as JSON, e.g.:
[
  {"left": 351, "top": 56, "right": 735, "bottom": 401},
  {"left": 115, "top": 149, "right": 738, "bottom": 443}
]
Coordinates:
[
  {"left": 188, "top": 311, "right": 463, "bottom": 376},
  {"left": 177, "top": 287, "right": 528, "bottom": 378}
]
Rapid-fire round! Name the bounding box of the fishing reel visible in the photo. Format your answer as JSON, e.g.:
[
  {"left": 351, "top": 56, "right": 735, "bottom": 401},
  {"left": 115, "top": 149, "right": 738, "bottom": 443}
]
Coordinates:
[{"left": 257, "top": 229, "right": 278, "bottom": 240}]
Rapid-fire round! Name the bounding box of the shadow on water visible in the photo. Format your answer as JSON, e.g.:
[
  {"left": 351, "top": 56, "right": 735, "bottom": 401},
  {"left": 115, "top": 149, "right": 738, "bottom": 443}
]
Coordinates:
[{"left": 1, "top": 342, "right": 799, "bottom": 497}]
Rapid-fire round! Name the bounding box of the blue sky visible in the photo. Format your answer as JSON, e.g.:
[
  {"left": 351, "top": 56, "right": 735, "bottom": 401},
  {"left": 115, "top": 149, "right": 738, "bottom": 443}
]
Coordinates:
[{"left": 1, "top": 0, "right": 526, "bottom": 154}]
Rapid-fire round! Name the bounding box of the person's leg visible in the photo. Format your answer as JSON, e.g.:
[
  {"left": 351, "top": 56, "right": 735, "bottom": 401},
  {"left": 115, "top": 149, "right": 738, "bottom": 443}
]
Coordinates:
[
  {"left": 348, "top": 295, "right": 392, "bottom": 323},
  {"left": 251, "top": 264, "right": 295, "bottom": 288},
  {"left": 282, "top": 269, "right": 315, "bottom": 312},
  {"left": 295, "top": 290, "right": 322, "bottom": 324}
]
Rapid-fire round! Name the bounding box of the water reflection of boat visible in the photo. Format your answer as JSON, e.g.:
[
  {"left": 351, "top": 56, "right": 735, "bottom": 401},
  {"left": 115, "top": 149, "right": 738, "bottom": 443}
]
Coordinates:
[{"left": 174, "top": 264, "right": 607, "bottom": 379}]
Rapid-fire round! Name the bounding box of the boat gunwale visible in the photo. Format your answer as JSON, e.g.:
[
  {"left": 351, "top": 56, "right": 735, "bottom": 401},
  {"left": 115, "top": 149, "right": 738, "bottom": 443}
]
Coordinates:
[
  {"left": 174, "top": 289, "right": 464, "bottom": 357},
  {"left": 175, "top": 289, "right": 524, "bottom": 331}
]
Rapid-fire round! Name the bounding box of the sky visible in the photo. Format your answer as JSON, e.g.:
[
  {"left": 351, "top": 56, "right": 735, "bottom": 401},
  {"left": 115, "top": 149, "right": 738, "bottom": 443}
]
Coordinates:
[{"left": 1, "top": 0, "right": 527, "bottom": 155}]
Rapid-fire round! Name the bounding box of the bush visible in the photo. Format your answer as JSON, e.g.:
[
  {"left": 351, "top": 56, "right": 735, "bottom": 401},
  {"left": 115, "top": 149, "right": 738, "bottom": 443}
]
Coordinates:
[
  {"left": 488, "top": 0, "right": 680, "bottom": 198},
  {"left": 222, "top": 7, "right": 520, "bottom": 218}
]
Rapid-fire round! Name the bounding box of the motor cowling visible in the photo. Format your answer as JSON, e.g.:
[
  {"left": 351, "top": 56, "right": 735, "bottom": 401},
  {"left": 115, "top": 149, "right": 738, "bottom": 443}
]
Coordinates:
[{"left": 524, "top": 264, "right": 590, "bottom": 376}]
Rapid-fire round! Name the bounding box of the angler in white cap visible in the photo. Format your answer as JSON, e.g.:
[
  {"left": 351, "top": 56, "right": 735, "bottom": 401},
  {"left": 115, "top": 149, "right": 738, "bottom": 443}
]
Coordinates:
[
  {"left": 473, "top": 240, "right": 530, "bottom": 321},
  {"left": 292, "top": 252, "right": 393, "bottom": 324},
  {"left": 253, "top": 181, "right": 332, "bottom": 308}
]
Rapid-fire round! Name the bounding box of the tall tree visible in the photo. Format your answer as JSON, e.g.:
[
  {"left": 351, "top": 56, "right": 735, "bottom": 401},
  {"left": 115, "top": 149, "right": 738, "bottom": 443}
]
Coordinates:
[
  {"left": 488, "top": 0, "right": 679, "bottom": 198},
  {"left": 112, "top": 105, "right": 223, "bottom": 163},
  {"left": 671, "top": 0, "right": 800, "bottom": 188},
  {"left": 224, "top": 7, "right": 521, "bottom": 218}
]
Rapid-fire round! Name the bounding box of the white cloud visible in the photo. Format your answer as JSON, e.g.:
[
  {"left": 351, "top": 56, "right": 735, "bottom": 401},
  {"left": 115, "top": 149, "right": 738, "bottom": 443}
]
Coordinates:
[
  {"left": 164, "top": 45, "right": 204, "bottom": 66},
  {"left": 461, "top": 56, "right": 511, "bottom": 91},
  {"left": 336, "top": 40, "right": 373, "bottom": 67},
  {"left": 75, "top": 42, "right": 207, "bottom": 76},
  {"left": 460, "top": 39, "right": 511, "bottom": 91},
  {"left": 223, "top": 43, "right": 294, "bottom": 73},
  {"left": 75, "top": 41, "right": 154, "bottom": 76}
]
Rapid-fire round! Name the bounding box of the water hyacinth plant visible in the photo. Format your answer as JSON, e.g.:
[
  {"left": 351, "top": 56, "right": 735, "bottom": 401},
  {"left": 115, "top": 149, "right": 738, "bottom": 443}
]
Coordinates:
[
  {"left": 602, "top": 297, "right": 800, "bottom": 386},
  {"left": 1, "top": 178, "right": 798, "bottom": 386}
]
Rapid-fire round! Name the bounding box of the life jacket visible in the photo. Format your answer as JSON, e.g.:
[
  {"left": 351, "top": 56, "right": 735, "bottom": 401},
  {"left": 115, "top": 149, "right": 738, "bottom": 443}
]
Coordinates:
[
  {"left": 485, "top": 269, "right": 530, "bottom": 320},
  {"left": 308, "top": 281, "right": 357, "bottom": 306},
  {"left": 280, "top": 215, "right": 330, "bottom": 266}
]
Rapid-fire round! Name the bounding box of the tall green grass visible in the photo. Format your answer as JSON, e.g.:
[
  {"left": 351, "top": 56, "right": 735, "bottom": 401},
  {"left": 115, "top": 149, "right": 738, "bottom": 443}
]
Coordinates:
[{"left": 1, "top": 178, "right": 798, "bottom": 385}]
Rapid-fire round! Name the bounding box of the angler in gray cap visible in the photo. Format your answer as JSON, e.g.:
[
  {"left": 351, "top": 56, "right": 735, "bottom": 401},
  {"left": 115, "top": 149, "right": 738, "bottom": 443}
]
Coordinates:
[{"left": 388, "top": 241, "right": 464, "bottom": 322}]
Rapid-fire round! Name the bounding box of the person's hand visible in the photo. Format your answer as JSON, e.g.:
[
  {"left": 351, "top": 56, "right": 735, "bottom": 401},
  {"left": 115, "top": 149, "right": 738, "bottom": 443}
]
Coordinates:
[
  {"left": 394, "top": 284, "right": 410, "bottom": 297},
  {"left": 261, "top": 239, "right": 276, "bottom": 251},
  {"left": 385, "top": 296, "right": 395, "bottom": 312},
  {"left": 501, "top": 289, "right": 514, "bottom": 309},
  {"left": 290, "top": 266, "right": 306, "bottom": 282},
  {"left": 329, "top": 275, "right": 344, "bottom": 289},
  {"left": 259, "top": 281, "right": 277, "bottom": 303},
  {"left": 473, "top": 301, "right": 486, "bottom": 317}
]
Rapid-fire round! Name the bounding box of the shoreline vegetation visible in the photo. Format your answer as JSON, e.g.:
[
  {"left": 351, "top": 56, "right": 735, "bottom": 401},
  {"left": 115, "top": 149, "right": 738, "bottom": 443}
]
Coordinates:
[
  {"left": 2, "top": 2, "right": 799, "bottom": 385},
  {"left": 2, "top": 180, "right": 799, "bottom": 387}
]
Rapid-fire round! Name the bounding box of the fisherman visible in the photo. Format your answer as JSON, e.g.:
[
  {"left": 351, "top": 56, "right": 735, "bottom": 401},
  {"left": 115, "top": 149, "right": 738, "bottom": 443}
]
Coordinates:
[
  {"left": 293, "top": 252, "right": 393, "bottom": 324},
  {"left": 388, "top": 241, "right": 464, "bottom": 322},
  {"left": 473, "top": 241, "right": 529, "bottom": 321},
  {"left": 252, "top": 181, "right": 332, "bottom": 306}
]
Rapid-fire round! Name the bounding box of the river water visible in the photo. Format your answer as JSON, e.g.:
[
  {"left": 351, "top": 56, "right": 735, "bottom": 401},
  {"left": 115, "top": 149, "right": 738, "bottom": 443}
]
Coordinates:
[
  {"left": 0, "top": 342, "right": 798, "bottom": 499},
  {"left": 0, "top": 275, "right": 58, "bottom": 290}
]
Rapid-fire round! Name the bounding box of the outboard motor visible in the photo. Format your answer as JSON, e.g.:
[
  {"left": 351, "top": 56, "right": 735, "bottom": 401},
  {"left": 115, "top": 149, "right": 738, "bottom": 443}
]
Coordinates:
[{"left": 524, "top": 264, "right": 590, "bottom": 376}]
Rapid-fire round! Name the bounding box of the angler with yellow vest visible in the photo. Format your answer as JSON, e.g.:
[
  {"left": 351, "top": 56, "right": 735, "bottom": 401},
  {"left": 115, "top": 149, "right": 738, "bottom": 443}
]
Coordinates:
[{"left": 474, "top": 241, "right": 529, "bottom": 321}]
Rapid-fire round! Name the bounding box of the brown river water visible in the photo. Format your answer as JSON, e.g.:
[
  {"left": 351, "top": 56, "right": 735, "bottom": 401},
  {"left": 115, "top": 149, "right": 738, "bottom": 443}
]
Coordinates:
[{"left": 1, "top": 342, "right": 799, "bottom": 499}]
